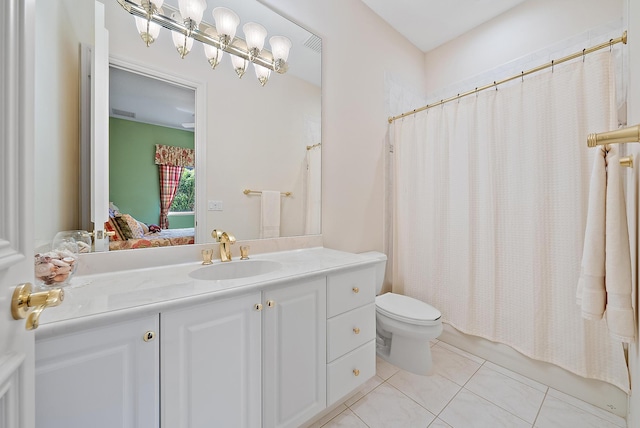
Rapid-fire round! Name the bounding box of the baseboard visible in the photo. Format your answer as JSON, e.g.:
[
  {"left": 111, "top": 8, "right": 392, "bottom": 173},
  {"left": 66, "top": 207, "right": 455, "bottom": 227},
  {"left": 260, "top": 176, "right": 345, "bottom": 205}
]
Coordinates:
[{"left": 439, "top": 324, "right": 628, "bottom": 418}]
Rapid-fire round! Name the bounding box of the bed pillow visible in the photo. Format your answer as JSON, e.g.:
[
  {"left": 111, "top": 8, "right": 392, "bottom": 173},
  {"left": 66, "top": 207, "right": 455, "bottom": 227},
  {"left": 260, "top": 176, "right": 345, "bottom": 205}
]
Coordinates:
[
  {"left": 121, "top": 214, "right": 145, "bottom": 239},
  {"left": 138, "top": 221, "right": 150, "bottom": 235}
]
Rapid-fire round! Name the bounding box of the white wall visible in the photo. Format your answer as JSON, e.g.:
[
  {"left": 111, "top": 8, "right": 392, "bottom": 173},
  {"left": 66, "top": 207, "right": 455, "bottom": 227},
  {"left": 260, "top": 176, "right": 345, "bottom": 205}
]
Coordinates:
[
  {"left": 424, "top": 0, "right": 624, "bottom": 94},
  {"left": 34, "top": 0, "right": 93, "bottom": 246},
  {"left": 261, "top": 0, "right": 427, "bottom": 253}
]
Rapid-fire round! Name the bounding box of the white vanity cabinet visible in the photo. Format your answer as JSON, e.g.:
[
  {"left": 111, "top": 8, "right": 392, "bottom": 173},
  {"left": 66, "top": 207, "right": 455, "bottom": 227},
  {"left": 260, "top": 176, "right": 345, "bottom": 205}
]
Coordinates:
[
  {"left": 326, "top": 267, "right": 377, "bottom": 405},
  {"left": 161, "top": 291, "right": 262, "bottom": 428},
  {"left": 35, "top": 315, "right": 160, "bottom": 428},
  {"left": 263, "top": 277, "right": 326, "bottom": 428},
  {"left": 161, "top": 277, "right": 326, "bottom": 428}
]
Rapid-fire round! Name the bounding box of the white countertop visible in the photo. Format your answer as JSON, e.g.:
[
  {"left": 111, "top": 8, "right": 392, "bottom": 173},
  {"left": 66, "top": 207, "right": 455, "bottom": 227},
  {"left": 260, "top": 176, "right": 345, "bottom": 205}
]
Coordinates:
[{"left": 36, "top": 247, "right": 378, "bottom": 338}]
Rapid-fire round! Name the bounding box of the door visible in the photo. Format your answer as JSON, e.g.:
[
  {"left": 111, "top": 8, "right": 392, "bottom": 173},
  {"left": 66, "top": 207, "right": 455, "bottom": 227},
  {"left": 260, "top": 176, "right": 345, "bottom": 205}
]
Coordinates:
[
  {"left": 263, "top": 278, "right": 327, "bottom": 428},
  {"left": 0, "top": 0, "right": 36, "bottom": 427}
]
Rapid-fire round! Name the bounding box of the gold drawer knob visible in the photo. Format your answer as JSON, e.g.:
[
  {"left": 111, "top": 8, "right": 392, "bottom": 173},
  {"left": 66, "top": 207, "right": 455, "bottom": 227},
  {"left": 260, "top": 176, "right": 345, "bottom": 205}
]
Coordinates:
[
  {"left": 353, "top": 369, "right": 360, "bottom": 376},
  {"left": 352, "top": 287, "right": 359, "bottom": 294},
  {"left": 254, "top": 303, "right": 263, "bottom": 311},
  {"left": 267, "top": 300, "right": 276, "bottom": 308},
  {"left": 353, "top": 327, "right": 360, "bottom": 334},
  {"left": 143, "top": 331, "right": 156, "bottom": 342}
]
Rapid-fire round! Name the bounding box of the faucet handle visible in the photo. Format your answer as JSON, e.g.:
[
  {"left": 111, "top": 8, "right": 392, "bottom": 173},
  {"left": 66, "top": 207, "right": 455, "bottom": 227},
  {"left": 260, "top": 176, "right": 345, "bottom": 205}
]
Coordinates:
[
  {"left": 211, "top": 229, "right": 223, "bottom": 241},
  {"left": 225, "top": 233, "right": 236, "bottom": 244}
]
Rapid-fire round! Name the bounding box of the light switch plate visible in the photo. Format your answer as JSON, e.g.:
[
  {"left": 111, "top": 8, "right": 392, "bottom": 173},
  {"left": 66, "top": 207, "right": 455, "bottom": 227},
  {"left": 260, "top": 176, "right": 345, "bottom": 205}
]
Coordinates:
[{"left": 208, "top": 200, "right": 223, "bottom": 211}]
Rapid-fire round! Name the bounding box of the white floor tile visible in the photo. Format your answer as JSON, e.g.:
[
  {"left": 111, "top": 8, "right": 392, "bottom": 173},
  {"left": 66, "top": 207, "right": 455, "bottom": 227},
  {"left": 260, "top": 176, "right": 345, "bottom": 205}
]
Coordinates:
[
  {"left": 343, "top": 375, "right": 384, "bottom": 407},
  {"left": 440, "top": 389, "right": 531, "bottom": 428},
  {"left": 431, "top": 344, "right": 482, "bottom": 386},
  {"left": 436, "top": 341, "right": 485, "bottom": 365},
  {"left": 465, "top": 365, "right": 545, "bottom": 423},
  {"left": 535, "top": 395, "right": 623, "bottom": 428},
  {"left": 545, "top": 389, "right": 626, "bottom": 427},
  {"left": 305, "top": 405, "right": 348, "bottom": 428},
  {"left": 482, "top": 361, "right": 547, "bottom": 393},
  {"left": 319, "top": 408, "right": 368, "bottom": 428},
  {"left": 350, "top": 383, "right": 436, "bottom": 428},
  {"left": 375, "top": 356, "right": 400, "bottom": 380},
  {"left": 387, "top": 369, "right": 461, "bottom": 414},
  {"left": 428, "top": 418, "right": 452, "bottom": 428}
]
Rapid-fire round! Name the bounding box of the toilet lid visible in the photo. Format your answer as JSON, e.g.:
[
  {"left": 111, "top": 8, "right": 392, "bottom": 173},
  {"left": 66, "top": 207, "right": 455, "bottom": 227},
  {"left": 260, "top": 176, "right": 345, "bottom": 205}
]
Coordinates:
[{"left": 376, "top": 293, "right": 441, "bottom": 325}]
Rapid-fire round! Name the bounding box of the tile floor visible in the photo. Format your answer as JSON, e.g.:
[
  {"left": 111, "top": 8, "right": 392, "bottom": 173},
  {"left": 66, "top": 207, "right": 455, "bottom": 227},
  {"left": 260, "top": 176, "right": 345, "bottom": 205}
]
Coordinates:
[{"left": 309, "top": 340, "right": 627, "bottom": 428}]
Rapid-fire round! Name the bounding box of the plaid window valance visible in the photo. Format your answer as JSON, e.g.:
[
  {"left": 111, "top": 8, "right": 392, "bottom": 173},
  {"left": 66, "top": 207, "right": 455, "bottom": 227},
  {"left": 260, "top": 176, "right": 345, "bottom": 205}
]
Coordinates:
[{"left": 154, "top": 144, "right": 195, "bottom": 167}]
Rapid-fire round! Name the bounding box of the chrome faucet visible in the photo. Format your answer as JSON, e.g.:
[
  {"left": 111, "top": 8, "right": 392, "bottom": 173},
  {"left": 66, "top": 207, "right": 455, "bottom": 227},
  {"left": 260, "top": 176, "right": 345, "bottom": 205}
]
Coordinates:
[{"left": 211, "top": 229, "right": 235, "bottom": 262}]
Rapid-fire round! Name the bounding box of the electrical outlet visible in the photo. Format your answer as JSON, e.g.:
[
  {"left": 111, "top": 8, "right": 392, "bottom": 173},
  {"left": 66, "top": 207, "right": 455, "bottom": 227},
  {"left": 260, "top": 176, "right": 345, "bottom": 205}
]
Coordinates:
[{"left": 208, "top": 200, "right": 223, "bottom": 211}]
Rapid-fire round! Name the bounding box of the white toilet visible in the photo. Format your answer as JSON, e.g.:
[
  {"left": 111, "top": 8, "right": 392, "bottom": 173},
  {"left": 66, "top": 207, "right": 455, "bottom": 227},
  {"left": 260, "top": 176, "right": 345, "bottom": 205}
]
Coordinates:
[{"left": 362, "top": 252, "right": 443, "bottom": 375}]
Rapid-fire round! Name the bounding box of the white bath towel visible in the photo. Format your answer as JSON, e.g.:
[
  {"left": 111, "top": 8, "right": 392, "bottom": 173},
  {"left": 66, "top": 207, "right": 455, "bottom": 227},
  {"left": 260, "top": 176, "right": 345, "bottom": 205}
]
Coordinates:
[
  {"left": 578, "top": 146, "right": 636, "bottom": 343},
  {"left": 260, "top": 190, "right": 281, "bottom": 239}
]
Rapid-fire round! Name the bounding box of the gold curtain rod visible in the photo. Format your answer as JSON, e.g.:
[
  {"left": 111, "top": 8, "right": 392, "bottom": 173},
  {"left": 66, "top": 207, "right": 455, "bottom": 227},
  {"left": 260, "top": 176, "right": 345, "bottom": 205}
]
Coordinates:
[
  {"left": 243, "top": 189, "right": 292, "bottom": 197},
  {"left": 306, "top": 143, "right": 321, "bottom": 150},
  {"left": 587, "top": 124, "right": 640, "bottom": 147},
  {"left": 388, "top": 31, "right": 628, "bottom": 124}
]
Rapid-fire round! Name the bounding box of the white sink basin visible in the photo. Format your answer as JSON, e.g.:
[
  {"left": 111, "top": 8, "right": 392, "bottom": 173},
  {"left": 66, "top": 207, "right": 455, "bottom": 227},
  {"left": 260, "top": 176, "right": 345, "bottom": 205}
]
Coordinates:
[{"left": 189, "top": 260, "right": 283, "bottom": 281}]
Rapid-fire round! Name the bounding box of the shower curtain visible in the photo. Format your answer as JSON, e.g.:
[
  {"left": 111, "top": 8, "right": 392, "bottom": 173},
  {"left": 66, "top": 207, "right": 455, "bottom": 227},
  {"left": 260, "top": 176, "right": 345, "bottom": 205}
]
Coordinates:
[{"left": 392, "top": 50, "right": 629, "bottom": 391}]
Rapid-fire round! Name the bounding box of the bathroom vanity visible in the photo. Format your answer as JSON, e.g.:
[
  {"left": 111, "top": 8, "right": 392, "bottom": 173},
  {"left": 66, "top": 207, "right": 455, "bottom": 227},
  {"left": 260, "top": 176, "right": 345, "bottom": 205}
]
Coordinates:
[{"left": 34, "top": 247, "right": 377, "bottom": 428}]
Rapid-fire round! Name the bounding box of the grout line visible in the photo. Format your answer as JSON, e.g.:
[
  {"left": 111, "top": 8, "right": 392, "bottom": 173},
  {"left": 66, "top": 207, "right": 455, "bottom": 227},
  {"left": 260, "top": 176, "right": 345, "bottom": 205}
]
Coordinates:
[{"left": 532, "top": 388, "right": 549, "bottom": 427}]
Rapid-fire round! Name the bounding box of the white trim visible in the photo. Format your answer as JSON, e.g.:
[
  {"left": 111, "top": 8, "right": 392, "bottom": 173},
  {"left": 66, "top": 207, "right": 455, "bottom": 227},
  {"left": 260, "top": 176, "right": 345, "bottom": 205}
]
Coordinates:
[{"left": 108, "top": 56, "right": 207, "bottom": 245}]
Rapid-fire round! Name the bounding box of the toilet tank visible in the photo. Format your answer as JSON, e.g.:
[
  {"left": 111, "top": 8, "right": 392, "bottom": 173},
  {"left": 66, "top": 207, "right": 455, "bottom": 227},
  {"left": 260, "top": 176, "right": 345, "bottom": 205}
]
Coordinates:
[{"left": 359, "top": 251, "right": 387, "bottom": 295}]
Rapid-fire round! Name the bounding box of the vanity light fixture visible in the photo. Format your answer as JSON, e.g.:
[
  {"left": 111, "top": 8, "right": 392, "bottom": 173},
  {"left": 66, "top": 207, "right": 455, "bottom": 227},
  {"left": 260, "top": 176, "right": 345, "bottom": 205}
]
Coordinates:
[{"left": 117, "top": 0, "right": 291, "bottom": 86}]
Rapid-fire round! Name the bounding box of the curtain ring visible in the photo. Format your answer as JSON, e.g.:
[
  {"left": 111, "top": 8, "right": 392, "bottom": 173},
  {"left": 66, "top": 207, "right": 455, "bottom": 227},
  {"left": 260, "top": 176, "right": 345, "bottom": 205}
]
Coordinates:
[
  {"left": 521, "top": 71, "right": 524, "bottom": 83},
  {"left": 494, "top": 81, "right": 498, "bottom": 91},
  {"left": 475, "top": 87, "right": 478, "bottom": 98},
  {"left": 610, "top": 38, "right": 613, "bottom": 52},
  {"left": 582, "top": 48, "right": 586, "bottom": 63},
  {"left": 457, "top": 94, "right": 460, "bottom": 104},
  {"left": 551, "top": 59, "right": 554, "bottom": 73}
]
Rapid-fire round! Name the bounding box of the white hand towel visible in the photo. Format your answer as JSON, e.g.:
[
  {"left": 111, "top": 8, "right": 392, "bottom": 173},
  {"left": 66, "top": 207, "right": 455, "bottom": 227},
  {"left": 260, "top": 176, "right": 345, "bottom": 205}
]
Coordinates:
[
  {"left": 260, "top": 191, "right": 281, "bottom": 239},
  {"left": 577, "top": 146, "right": 636, "bottom": 343},
  {"left": 604, "top": 147, "right": 635, "bottom": 343}
]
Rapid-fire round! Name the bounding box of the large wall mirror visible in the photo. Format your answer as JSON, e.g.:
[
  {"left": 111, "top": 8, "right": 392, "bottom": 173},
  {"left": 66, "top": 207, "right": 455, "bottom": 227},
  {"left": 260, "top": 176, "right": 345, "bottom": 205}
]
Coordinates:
[{"left": 34, "top": 0, "right": 321, "bottom": 252}]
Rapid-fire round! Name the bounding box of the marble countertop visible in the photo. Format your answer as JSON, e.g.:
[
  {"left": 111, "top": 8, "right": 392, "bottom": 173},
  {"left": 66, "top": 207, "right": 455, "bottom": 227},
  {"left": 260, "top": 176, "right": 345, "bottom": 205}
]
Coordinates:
[{"left": 36, "top": 247, "right": 378, "bottom": 338}]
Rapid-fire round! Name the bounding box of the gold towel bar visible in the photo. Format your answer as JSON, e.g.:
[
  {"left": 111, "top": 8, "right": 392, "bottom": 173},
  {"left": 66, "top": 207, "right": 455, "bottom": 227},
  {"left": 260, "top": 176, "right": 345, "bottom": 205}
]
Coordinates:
[
  {"left": 587, "top": 124, "right": 640, "bottom": 147},
  {"left": 619, "top": 156, "right": 634, "bottom": 168},
  {"left": 243, "top": 189, "right": 292, "bottom": 197}
]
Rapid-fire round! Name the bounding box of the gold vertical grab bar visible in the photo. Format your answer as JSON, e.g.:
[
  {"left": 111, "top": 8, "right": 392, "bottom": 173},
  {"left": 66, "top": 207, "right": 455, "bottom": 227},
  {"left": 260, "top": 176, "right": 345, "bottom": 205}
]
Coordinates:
[{"left": 587, "top": 124, "right": 640, "bottom": 147}]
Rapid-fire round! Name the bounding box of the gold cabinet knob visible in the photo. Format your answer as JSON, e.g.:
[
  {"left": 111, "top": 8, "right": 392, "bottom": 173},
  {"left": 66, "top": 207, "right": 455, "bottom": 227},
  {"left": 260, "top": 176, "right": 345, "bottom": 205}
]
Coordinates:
[
  {"left": 254, "top": 303, "right": 263, "bottom": 311},
  {"left": 352, "top": 287, "right": 359, "bottom": 294},
  {"left": 353, "top": 369, "right": 360, "bottom": 376},
  {"left": 11, "top": 283, "right": 64, "bottom": 330},
  {"left": 353, "top": 327, "right": 360, "bottom": 334},
  {"left": 267, "top": 300, "right": 276, "bottom": 308},
  {"left": 143, "top": 331, "right": 156, "bottom": 342}
]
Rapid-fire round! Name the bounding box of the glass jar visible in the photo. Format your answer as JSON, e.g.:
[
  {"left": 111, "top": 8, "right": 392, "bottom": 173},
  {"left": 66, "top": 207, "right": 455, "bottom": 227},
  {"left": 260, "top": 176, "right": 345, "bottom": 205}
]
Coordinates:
[{"left": 34, "top": 231, "right": 87, "bottom": 288}]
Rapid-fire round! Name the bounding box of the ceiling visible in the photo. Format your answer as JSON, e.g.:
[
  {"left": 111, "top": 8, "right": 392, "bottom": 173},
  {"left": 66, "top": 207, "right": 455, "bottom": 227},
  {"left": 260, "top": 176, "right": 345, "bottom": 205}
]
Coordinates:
[{"left": 360, "top": 0, "right": 528, "bottom": 52}]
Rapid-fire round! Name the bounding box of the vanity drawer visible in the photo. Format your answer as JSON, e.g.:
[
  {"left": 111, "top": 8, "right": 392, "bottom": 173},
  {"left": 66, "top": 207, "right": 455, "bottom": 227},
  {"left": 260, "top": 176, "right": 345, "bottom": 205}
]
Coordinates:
[
  {"left": 327, "top": 303, "right": 375, "bottom": 362},
  {"left": 327, "top": 267, "right": 375, "bottom": 317},
  {"left": 327, "top": 340, "right": 376, "bottom": 406}
]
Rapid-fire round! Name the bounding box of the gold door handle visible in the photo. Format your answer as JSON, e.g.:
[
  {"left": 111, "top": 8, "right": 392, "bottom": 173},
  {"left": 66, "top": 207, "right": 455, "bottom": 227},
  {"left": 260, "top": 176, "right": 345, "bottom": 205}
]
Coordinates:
[
  {"left": 353, "top": 327, "right": 360, "bottom": 334},
  {"left": 352, "top": 287, "right": 359, "bottom": 294},
  {"left": 11, "top": 283, "right": 64, "bottom": 330},
  {"left": 353, "top": 369, "right": 360, "bottom": 376},
  {"left": 254, "top": 303, "right": 263, "bottom": 311},
  {"left": 266, "top": 300, "right": 276, "bottom": 308}
]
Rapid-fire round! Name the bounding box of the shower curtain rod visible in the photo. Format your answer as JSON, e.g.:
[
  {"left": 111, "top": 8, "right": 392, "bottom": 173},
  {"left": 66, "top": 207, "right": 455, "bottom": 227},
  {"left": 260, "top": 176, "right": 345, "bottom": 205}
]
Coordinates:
[{"left": 388, "top": 31, "right": 628, "bottom": 124}]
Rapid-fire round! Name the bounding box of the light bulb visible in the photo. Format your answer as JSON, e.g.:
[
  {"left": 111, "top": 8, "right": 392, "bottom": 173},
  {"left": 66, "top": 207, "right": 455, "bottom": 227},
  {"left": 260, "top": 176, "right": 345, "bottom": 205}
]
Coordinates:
[
  {"left": 204, "top": 28, "right": 224, "bottom": 69},
  {"left": 178, "top": 0, "right": 206, "bottom": 29},
  {"left": 243, "top": 22, "right": 267, "bottom": 61},
  {"left": 231, "top": 55, "right": 248, "bottom": 78},
  {"left": 253, "top": 63, "right": 271, "bottom": 86},
  {"left": 269, "top": 36, "right": 292, "bottom": 73},
  {"left": 135, "top": 15, "right": 161, "bottom": 46},
  {"left": 212, "top": 7, "right": 239, "bottom": 49}
]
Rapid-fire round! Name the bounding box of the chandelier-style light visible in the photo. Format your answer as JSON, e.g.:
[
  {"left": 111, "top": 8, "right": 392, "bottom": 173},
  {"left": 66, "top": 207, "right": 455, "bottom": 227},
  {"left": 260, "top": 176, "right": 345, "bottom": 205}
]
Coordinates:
[{"left": 117, "top": 0, "right": 291, "bottom": 86}]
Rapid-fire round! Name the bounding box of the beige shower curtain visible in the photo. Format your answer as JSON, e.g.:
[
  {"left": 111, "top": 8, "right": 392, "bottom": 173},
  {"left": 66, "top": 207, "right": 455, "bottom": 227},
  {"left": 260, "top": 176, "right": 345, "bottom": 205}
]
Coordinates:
[{"left": 392, "top": 50, "right": 629, "bottom": 391}]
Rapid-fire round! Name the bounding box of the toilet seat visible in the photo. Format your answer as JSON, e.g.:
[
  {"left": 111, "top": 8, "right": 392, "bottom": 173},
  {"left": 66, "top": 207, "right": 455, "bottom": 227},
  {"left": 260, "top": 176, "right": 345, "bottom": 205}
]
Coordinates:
[{"left": 376, "top": 293, "right": 441, "bottom": 326}]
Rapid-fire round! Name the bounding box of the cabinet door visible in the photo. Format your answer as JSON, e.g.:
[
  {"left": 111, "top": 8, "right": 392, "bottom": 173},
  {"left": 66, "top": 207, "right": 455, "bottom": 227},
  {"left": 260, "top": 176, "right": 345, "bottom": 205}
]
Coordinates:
[
  {"left": 263, "top": 278, "right": 327, "bottom": 428},
  {"left": 35, "top": 315, "right": 160, "bottom": 428},
  {"left": 162, "top": 292, "right": 262, "bottom": 428}
]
